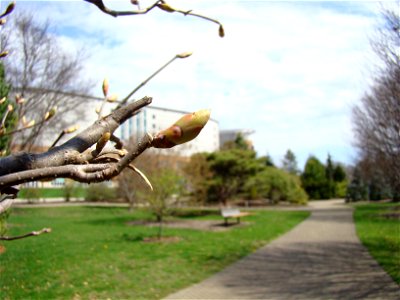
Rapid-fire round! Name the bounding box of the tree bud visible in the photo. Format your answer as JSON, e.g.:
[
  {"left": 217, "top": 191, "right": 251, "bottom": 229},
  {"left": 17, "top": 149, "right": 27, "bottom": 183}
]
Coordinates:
[
  {"left": 22, "top": 116, "right": 27, "bottom": 126},
  {"left": 177, "top": 52, "right": 193, "bottom": 59},
  {"left": 0, "top": 51, "right": 9, "bottom": 58},
  {"left": 44, "top": 107, "right": 57, "bottom": 121},
  {"left": 7, "top": 104, "right": 13, "bottom": 112},
  {"left": 152, "top": 109, "right": 210, "bottom": 148},
  {"left": 0, "top": 97, "right": 5, "bottom": 104},
  {"left": 102, "top": 78, "right": 109, "bottom": 97},
  {"left": 0, "top": 1, "right": 15, "bottom": 18},
  {"left": 157, "top": 3, "right": 175, "bottom": 13},
  {"left": 64, "top": 125, "right": 80, "bottom": 134},
  {"left": 131, "top": 0, "right": 139, "bottom": 5},
  {"left": 219, "top": 25, "right": 225, "bottom": 38},
  {"left": 26, "top": 120, "right": 35, "bottom": 128}
]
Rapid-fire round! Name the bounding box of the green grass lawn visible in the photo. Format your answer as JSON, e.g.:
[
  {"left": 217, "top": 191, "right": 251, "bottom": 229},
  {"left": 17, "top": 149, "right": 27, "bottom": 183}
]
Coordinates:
[
  {"left": 0, "top": 206, "right": 308, "bottom": 299},
  {"left": 354, "top": 202, "right": 400, "bottom": 284}
]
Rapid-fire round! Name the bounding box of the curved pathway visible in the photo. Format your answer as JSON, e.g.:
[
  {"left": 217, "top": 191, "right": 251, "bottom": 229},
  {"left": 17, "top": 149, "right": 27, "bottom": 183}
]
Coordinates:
[{"left": 165, "top": 200, "right": 399, "bottom": 299}]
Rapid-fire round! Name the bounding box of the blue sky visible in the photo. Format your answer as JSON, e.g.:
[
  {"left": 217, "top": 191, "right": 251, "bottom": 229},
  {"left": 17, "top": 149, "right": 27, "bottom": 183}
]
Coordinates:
[{"left": 3, "top": 0, "right": 395, "bottom": 169}]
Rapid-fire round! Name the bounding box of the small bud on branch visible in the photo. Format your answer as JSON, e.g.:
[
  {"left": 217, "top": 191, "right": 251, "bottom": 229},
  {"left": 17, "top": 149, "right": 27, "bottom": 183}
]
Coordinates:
[
  {"left": 176, "top": 52, "right": 193, "bottom": 59},
  {"left": 44, "top": 107, "right": 57, "bottom": 121},
  {"left": 0, "top": 1, "right": 15, "bottom": 18},
  {"left": 102, "top": 78, "right": 109, "bottom": 97},
  {"left": 64, "top": 125, "right": 80, "bottom": 134},
  {"left": 152, "top": 109, "right": 210, "bottom": 148}
]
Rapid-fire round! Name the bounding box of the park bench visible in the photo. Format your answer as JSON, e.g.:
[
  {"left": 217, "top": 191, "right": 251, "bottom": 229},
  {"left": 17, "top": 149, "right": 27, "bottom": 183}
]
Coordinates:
[{"left": 221, "top": 208, "right": 250, "bottom": 226}]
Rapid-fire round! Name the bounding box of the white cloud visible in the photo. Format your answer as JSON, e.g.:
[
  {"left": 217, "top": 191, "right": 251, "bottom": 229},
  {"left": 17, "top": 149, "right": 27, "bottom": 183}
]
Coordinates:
[{"left": 11, "top": 0, "right": 382, "bottom": 168}]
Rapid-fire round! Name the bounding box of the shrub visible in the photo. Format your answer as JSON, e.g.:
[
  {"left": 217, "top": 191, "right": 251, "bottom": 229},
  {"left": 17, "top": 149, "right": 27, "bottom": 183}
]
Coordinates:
[{"left": 244, "top": 167, "right": 308, "bottom": 204}]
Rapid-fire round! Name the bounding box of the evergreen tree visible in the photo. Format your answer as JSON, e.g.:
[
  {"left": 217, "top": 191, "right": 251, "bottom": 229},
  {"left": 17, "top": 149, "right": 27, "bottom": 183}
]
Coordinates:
[
  {"left": 325, "top": 154, "right": 336, "bottom": 198},
  {"left": 282, "top": 149, "right": 299, "bottom": 175},
  {"left": 301, "top": 156, "right": 328, "bottom": 199}
]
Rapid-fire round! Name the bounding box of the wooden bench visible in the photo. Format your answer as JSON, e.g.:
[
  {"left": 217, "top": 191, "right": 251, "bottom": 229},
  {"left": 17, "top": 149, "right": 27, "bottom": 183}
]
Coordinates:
[{"left": 221, "top": 208, "right": 250, "bottom": 226}]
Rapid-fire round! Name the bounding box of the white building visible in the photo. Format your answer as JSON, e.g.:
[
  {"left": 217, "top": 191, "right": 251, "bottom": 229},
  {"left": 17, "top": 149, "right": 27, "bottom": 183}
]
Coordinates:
[{"left": 115, "top": 106, "right": 220, "bottom": 156}]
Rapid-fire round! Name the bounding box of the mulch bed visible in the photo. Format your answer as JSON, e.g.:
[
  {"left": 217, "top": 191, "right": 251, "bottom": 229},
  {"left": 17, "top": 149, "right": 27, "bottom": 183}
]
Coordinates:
[{"left": 127, "top": 219, "right": 250, "bottom": 232}]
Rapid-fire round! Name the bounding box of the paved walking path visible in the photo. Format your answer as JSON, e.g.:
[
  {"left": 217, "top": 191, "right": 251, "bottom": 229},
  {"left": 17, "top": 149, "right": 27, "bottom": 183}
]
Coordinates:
[{"left": 165, "top": 200, "right": 400, "bottom": 299}]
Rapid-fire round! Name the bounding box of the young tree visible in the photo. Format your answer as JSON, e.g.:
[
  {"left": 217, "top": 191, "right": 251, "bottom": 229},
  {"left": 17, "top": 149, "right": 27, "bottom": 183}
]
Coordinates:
[
  {"left": 139, "top": 168, "right": 184, "bottom": 239},
  {"left": 352, "top": 7, "right": 400, "bottom": 201},
  {"left": 282, "top": 149, "right": 299, "bottom": 175}
]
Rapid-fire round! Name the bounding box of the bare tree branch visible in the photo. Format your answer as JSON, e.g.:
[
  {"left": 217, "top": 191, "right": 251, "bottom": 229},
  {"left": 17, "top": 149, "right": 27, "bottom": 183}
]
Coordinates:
[
  {"left": 0, "top": 96, "right": 152, "bottom": 179},
  {"left": 0, "top": 227, "right": 51, "bottom": 241}
]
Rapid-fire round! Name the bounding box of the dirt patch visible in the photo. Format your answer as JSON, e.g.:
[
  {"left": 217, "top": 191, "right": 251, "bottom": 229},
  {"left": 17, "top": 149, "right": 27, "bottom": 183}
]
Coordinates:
[{"left": 127, "top": 219, "right": 250, "bottom": 232}]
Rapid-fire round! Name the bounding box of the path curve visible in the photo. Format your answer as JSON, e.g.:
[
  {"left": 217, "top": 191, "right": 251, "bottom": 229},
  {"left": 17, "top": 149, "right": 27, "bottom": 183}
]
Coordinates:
[{"left": 165, "top": 200, "right": 399, "bottom": 299}]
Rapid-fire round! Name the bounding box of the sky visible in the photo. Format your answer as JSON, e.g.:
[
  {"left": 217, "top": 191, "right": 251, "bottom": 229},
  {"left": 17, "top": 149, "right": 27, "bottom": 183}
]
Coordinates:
[{"left": 2, "top": 0, "right": 396, "bottom": 169}]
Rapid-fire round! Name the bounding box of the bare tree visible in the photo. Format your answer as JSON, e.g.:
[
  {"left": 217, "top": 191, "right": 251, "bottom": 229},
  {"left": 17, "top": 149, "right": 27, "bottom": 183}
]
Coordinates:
[
  {"left": 352, "top": 7, "right": 400, "bottom": 200},
  {"left": 0, "top": 0, "right": 221, "bottom": 240},
  {"left": 1, "top": 11, "right": 92, "bottom": 151}
]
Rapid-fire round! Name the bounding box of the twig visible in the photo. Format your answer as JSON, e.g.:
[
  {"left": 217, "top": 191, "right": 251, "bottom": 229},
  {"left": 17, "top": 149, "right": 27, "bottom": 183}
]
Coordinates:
[
  {"left": 84, "top": 0, "right": 161, "bottom": 18},
  {"left": 117, "top": 54, "right": 181, "bottom": 109},
  {"left": 0, "top": 228, "right": 52, "bottom": 241}
]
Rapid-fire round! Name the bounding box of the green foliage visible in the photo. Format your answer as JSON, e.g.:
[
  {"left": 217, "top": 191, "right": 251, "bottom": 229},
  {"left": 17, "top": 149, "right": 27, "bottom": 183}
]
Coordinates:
[
  {"left": 206, "top": 148, "right": 261, "bottom": 204},
  {"left": 354, "top": 203, "right": 400, "bottom": 284},
  {"left": 85, "top": 183, "right": 117, "bottom": 202},
  {"left": 0, "top": 206, "right": 309, "bottom": 299},
  {"left": 0, "top": 62, "right": 16, "bottom": 153},
  {"left": 301, "top": 156, "right": 329, "bottom": 199},
  {"left": 244, "top": 167, "right": 308, "bottom": 204},
  {"left": 301, "top": 155, "right": 348, "bottom": 200}
]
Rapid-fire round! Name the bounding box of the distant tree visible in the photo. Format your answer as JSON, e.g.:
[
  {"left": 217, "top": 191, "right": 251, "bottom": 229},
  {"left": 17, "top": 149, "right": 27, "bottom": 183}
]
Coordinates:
[
  {"left": 347, "top": 158, "right": 392, "bottom": 201},
  {"left": 221, "top": 133, "right": 252, "bottom": 150},
  {"left": 1, "top": 11, "right": 91, "bottom": 151},
  {"left": 244, "top": 167, "right": 308, "bottom": 204},
  {"left": 333, "top": 163, "right": 348, "bottom": 198},
  {"left": 207, "top": 148, "right": 261, "bottom": 205},
  {"left": 259, "top": 153, "right": 275, "bottom": 167},
  {"left": 325, "top": 154, "right": 336, "bottom": 198},
  {"left": 282, "top": 149, "right": 299, "bottom": 175},
  {"left": 183, "top": 152, "right": 212, "bottom": 205},
  {"left": 301, "top": 156, "right": 328, "bottom": 199},
  {"left": 333, "top": 164, "right": 346, "bottom": 182},
  {"left": 352, "top": 7, "right": 400, "bottom": 201},
  {"left": 0, "top": 62, "right": 15, "bottom": 154}
]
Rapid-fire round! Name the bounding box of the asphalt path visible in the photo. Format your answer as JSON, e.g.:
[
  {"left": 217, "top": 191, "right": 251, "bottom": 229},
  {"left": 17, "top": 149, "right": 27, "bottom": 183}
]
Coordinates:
[{"left": 165, "top": 200, "right": 400, "bottom": 300}]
